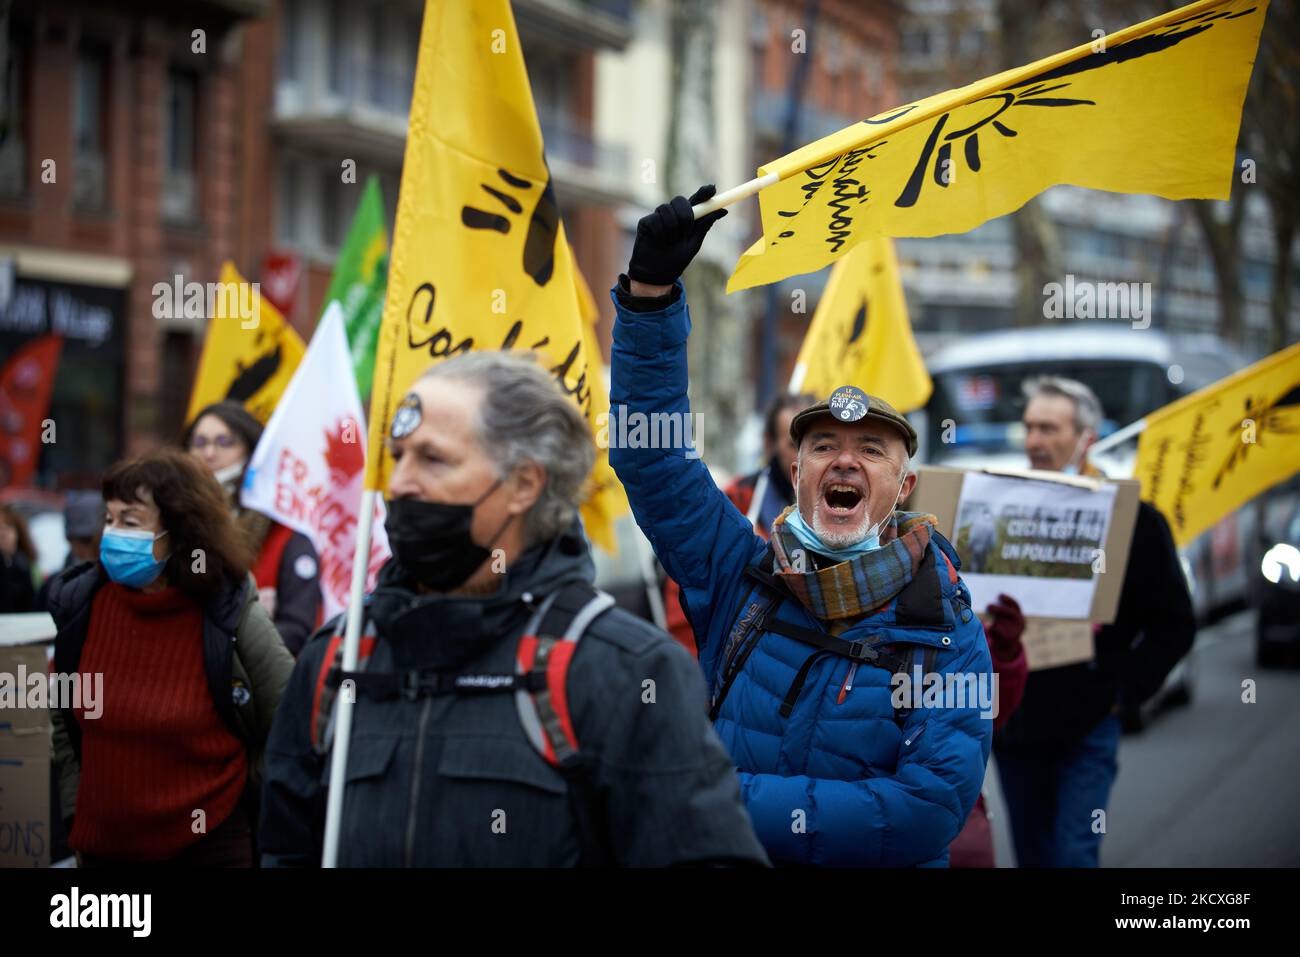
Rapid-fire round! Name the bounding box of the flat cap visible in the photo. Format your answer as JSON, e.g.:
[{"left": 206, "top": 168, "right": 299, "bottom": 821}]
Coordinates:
[{"left": 789, "top": 385, "right": 918, "bottom": 458}]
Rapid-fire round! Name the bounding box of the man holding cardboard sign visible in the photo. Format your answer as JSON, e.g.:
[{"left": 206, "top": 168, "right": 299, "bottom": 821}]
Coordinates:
[{"left": 994, "top": 377, "right": 1194, "bottom": 867}]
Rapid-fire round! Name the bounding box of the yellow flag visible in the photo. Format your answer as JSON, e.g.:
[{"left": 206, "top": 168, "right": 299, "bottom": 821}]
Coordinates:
[
  {"left": 571, "top": 251, "right": 630, "bottom": 553},
  {"left": 365, "top": 0, "right": 623, "bottom": 560},
  {"left": 185, "top": 261, "right": 306, "bottom": 425},
  {"left": 791, "top": 237, "right": 931, "bottom": 413},
  {"left": 1135, "top": 342, "right": 1300, "bottom": 547},
  {"left": 728, "top": 0, "right": 1269, "bottom": 293}
]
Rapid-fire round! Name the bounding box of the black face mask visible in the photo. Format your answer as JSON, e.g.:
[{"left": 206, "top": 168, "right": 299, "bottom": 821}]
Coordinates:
[{"left": 385, "top": 480, "right": 510, "bottom": 592}]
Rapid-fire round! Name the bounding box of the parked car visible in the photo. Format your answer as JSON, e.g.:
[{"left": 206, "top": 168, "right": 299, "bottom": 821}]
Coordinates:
[{"left": 1254, "top": 487, "right": 1300, "bottom": 667}]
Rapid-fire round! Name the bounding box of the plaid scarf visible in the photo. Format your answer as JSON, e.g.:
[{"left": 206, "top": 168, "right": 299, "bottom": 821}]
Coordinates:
[{"left": 770, "top": 506, "right": 939, "bottom": 622}]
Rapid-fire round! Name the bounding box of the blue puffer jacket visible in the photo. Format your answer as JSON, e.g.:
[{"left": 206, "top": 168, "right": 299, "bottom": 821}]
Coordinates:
[{"left": 609, "top": 281, "right": 993, "bottom": 867}]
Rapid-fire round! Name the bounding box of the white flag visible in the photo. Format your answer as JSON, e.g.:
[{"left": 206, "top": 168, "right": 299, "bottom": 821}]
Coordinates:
[{"left": 242, "top": 303, "right": 390, "bottom": 622}]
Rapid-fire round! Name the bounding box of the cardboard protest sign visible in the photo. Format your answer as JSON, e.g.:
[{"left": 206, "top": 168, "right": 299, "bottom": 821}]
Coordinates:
[
  {"left": 909, "top": 465, "right": 1141, "bottom": 669},
  {"left": 952, "top": 470, "right": 1117, "bottom": 619},
  {"left": 0, "top": 613, "right": 56, "bottom": 867}
]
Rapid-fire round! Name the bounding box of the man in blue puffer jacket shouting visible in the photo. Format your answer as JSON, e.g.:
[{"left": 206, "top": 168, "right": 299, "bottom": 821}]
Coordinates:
[{"left": 608, "top": 186, "right": 994, "bottom": 867}]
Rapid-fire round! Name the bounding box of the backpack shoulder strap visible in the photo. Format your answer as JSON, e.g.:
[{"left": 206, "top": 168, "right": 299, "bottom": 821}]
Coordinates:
[
  {"left": 893, "top": 644, "right": 939, "bottom": 728},
  {"left": 513, "top": 583, "right": 615, "bottom": 768},
  {"left": 708, "top": 546, "right": 785, "bottom": 720},
  {"left": 514, "top": 583, "right": 617, "bottom": 867},
  {"left": 311, "top": 611, "right": 379, "bottom": 755}
]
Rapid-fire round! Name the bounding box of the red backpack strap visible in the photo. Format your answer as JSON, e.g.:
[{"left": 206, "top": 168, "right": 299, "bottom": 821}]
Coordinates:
[
  {"left": 310, "top": 614, "right": 378, "bottom": 755},
  {"left": 514, "top": 585, "right": 616, "bottom": 767},
  {"left": 252, "top": 522, "right": 295, "bottom": 590}
]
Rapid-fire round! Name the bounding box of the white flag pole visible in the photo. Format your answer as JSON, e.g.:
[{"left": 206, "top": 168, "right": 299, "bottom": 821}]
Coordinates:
[
  {"left": 1086, "top": 416, "right": 1148, "bottom": 459},
  {"left": 690, "top": 171, "right": 779, "bottom": 219},
  {"left": 321, "top": 485, "right": 377, "bottom": 868}
]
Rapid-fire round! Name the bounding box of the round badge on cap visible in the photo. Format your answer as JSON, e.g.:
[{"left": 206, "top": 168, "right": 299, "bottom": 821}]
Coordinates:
[
  {"left": 828, "top": 385, "right": 870, "bottom": 423},
  {"left": 390, "top": 392, "right": 423, "bottom": 439}
]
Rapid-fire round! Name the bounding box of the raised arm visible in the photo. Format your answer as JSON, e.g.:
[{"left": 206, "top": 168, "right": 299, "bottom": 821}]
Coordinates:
[{"left": 608, "top": 186, "right": 766, "bottom": 650}]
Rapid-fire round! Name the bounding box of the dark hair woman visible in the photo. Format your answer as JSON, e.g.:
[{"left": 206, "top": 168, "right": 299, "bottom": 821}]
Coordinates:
[
  {"left": 46, "top": 449, "right": 294, "bottom": 866},
  {"left": 182, "top": 401, "right": 322, "bottom": 655},
  {"left": 0, "top": 503, "right": 39, "bottom": 612}
]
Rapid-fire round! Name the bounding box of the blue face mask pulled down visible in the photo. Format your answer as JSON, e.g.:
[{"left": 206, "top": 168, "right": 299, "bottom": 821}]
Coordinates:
[
  {"left": 100, "top": 528, "right": 169, "bottom": 588},
  {"left": 783, "top": 508, "right": 884, "bottom": 561}
]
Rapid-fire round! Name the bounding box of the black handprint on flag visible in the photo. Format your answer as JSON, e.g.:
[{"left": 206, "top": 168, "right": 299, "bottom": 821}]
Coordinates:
[{"left": 461, "top": 157, "right": 560, "bottom": 287}]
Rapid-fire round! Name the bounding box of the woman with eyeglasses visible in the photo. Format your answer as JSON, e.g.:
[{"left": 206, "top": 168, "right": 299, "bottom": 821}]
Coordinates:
[
  {"left": 46, "top": 449, "right": 294, "bottom": 865},
  {"left": 182, "top": 401, "right": 322, "bottom": 656}
]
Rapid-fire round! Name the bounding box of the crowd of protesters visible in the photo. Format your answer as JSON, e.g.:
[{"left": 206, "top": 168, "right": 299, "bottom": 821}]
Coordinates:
[{"left": 0, "top": 188, "right": 1194, "bottom": 869}]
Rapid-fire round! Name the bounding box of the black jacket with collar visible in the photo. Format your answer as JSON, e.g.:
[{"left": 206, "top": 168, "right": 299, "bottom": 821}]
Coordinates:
[
  {"left": 995, "top": 501, "right": 1195, "bottom": 750},
  {"left": 258, "top": 522, "right": 768, "bottom": 868}
]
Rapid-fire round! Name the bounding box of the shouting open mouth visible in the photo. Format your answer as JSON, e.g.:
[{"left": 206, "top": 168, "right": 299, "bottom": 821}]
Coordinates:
[{"left": 820, "top": 481, "right": 865, "bottom": 524}]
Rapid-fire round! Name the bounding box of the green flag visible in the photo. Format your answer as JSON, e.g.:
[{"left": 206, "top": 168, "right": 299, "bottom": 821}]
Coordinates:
[{"left": 324, "top": 176, "right": 389, "bottom": 399}]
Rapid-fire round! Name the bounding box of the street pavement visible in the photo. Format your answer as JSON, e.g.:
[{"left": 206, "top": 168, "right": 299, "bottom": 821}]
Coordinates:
[{"left": 982, "top": 609, "right": 1300, "bottom": 867}]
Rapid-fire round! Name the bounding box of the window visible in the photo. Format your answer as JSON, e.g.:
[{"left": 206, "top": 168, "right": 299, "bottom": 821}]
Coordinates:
[
  {"left": 279, "top": 0, "right": 302, "bottom": 84},
  {"left": 0, "top": 42, "right": 27, "bottom": 199},
  {"left": 960, "top": 29, "right": 984, "bottom": 57},
  {"left": 327, "top": 0, "right": 347, "bottom": 97},
  {"left": 160, "top": 331, "right": 197, "bottom": 440},
  {"left": 278, "top": 163, "right": 299, "bottom": 245},
  {"left": 369, "top": 4, "right": 386, "bottom": 108},
  {"left": 525, "top": 44, "right": 573, "bottom": 125},
  {"left": 279, "top": 155, "right": 384, "bottom": 256},
  {"left": 72, "top": 50, "right": 108, "bottom": 211},
  {"left": 162, "top": 69, "right": 198, "bottom": 222},
  {"left": 825, "top": 31, "right": 843, "bottom": 76},
  {"left": 320, "top": 170, "right": 341, "bottom": 248},
  {"left": 925, "top": 360, "right": 1172, "bottom": 461},
  {"left": 902, "top": 29, "right": 931, "bottom": 57}
]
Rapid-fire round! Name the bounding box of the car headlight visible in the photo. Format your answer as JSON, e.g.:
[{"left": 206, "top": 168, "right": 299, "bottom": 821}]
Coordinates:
[{"left": 1261, "top": 543, "right": 1300, "bottom": 584}]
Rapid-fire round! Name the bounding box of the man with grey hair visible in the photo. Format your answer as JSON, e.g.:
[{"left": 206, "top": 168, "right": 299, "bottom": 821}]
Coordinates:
[
  {"left": 995, "top": 374, "right": 1194, "bottom": 867},
  {"left": 260, "top": 351, "right": 767, "bottom": 867},
  {"left": 1021, "top": 375, "right": 1105, "bottom": 474}
]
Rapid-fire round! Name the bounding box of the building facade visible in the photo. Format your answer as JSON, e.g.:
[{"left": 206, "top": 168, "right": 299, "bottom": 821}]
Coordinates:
[
  {"left": 0, "top": 0, "right": 259, "bottom": 485},
  {"left": 0, "top": 0, "right": 638, "bottom": 489}
]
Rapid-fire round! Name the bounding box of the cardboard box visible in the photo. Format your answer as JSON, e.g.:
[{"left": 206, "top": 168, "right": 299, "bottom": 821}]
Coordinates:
[
  {"left": 908, "top": 466, "right": 1141, "bottom": 670},
  {"left": 1, "top": 613, "right": 57, "bottom": 867}
]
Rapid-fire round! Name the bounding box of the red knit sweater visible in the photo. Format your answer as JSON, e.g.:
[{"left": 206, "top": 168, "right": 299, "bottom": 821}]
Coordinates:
[{"left": 70, "top": 582, "right": 248, "bottom": 861}]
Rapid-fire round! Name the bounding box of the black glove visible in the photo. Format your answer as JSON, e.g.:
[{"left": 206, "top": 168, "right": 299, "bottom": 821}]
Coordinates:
[{"left": 628, "top": 184, "right": 728, "bottom": 286}]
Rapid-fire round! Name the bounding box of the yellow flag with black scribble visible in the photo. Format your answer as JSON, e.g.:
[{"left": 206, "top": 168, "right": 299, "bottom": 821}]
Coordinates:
[
  {"left": 363, "top": 0, "right": 626, "bottom": 551},
  {"left": 728, "top": 0, "right": 1269, "bottom": 293},
  {"left": 186, "top": 261, "right": 306, "bottom": 426},
  {"left": 791, "top": 236, "right": 931, "bottom": 414},
  {"left": 571, "top": 247, "right": 629, "bottom": 554},
  {"left": 1135, "top": 342, "right": 1300, "bottom": 547}
]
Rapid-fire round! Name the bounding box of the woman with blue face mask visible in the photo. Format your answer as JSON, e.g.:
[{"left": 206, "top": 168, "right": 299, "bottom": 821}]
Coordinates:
[{"left": 45, "top": 449, "right": 294, "bottom": 867}]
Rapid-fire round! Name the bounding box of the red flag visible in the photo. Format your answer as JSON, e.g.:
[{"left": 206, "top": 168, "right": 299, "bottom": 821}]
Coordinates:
[
  {"left": 0, "top": 335, "right": 63, "bottom": 486},
  {"left": 260, "top": 251, "right": 302, "bottom": 318}
]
